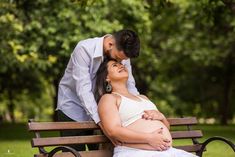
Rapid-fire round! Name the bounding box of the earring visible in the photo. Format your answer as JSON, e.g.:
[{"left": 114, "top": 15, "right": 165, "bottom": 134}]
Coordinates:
[{"left": 106, "top": 82, "right": 112, "bottom": 93}]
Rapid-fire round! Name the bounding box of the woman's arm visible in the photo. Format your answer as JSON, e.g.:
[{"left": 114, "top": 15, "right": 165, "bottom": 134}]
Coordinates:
[
  {"left": 161, "top": 114, "right": 170, "bottom": 129},
  {"left": 139, "top": 95, "right": 170, "bottom": 129},
  {"left": 143, "top": 110, "right": 170, "bottom": 130},
  {"left": 98, "top": 94, "right": 170, "bottom": 150}
]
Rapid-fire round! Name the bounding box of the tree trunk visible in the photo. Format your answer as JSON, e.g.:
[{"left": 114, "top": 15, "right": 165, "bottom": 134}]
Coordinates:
[
  {"left": 7, "top": 90, "right": 15, "bottom": 123},
  {"left": 220, "top": 56, "right": 232, "bottom": 125}
]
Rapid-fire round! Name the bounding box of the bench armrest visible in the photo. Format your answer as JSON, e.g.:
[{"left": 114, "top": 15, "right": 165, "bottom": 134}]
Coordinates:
[
  {"left": 198, "top": 136, "right": 235, "bottom": 157},
  {"left": 48, "top": 146, "right": 81, "bottom": 157}
]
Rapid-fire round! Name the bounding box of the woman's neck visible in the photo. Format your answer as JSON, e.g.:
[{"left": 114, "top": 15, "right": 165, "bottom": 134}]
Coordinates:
[{"left": 112, "top": 82, "right": 130, "bottom": 95}]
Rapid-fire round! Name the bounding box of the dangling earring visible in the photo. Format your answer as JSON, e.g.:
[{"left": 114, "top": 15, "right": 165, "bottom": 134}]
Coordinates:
[{"left": 106, "top": 81, "right": 112, "bottom": 93}]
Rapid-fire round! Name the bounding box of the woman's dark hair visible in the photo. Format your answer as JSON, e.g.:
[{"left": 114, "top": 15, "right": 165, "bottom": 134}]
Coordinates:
[
  {"left": 94, "top": 58, "right": 116, "bottom": 103},
  {"left": 113, "top": 29, "right": 140, "bottom": 58}
]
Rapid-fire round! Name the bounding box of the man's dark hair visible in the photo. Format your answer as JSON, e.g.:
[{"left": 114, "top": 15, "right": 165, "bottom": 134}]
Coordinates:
[{"left": 113, "top": 29, "right": 140, "bottom": 58}]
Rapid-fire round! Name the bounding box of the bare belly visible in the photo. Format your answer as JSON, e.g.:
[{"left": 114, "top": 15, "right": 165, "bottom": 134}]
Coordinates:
[{"left": 126, "top": 118, "right": 172, "bottom": 144}]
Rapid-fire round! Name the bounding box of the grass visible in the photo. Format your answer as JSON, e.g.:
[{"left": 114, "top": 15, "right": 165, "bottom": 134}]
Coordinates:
[
  {"left": 0, "top": 123, "right": 234, "bottom": 157},
  {"left": 172, "top": 124, "right": 235, "bottom": 157}
]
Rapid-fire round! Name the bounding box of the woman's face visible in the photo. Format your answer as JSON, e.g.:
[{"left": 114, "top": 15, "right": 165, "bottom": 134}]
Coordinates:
[{"left": 106, "top": 60, "right": 129, "bottom": 81}]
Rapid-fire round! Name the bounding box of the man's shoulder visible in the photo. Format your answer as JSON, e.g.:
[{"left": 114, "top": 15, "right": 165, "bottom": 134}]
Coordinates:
[
  {"left": 78, "top": 36, "right": 101, "bottom": 47},
  {"left": 72, "top": 37, "right": 102, "bottom": 55}
]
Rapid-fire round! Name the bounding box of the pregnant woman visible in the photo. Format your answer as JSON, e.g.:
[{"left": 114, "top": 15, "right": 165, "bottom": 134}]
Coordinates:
[{"left": 95, "top": 59, "right": 198, "bottom": 157}]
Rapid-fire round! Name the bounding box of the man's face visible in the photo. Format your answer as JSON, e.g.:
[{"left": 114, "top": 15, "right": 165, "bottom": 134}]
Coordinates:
[{"left": 107, "top": 45, "right": 128, "bottom": 62}]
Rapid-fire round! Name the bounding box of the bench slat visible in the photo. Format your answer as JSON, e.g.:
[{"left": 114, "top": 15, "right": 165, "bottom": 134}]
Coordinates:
[
  {"left": 29, "top": 117, "right": 203, "bottom": 157},
  {"left": 174, "top": 144, "right": 202, "bottom": 152},
  {"left": 28, "top": 121, "right": 99, "bottom": 131},
  {"left": 32, "top": 135, "right": 110, "bottom": 147},
  {"left": 168, "top": 117, "right": 198, "bottom": 126},
  {"left": 34, "top": 150, "right": 113, "bottom": 157},
  {"left": 171, "top": 130, "right": 203, "bottom": 139},
  {"left": 79, "top": 150, "right": 113, "bottom": 157},
  {"left": 29, "top": 117, "right": 198, "bottom": 131},
  {"left": 34, "top": 145, "right": 201, "bottom": 157}
]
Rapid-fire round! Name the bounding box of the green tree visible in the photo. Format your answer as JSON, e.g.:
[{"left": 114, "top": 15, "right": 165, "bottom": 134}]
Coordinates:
[
  {"left": 1, "top": 0, "right": 234, "bottom": 124},
  {"left": 143, "top": 0, "right": 235, "bottom": 124}
]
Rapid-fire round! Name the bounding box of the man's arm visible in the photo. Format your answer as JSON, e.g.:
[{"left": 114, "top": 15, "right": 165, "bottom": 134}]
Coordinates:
[
  {"left": 123, "top": 58, "right": 170, "bottom": 129},
  {"left": 124, "top": 60, "right": 170, "bottom": 129},
  {"left": 122, "top": 59, "right": 139, "bottom": 95},
  {"left": 71, "top": 44, "right": 100, "bottom": 123}
]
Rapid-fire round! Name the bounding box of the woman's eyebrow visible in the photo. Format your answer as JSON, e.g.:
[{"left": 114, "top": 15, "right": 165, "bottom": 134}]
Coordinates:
[{"left": 111, "top": 62, "right": 118, "bottom": 66}]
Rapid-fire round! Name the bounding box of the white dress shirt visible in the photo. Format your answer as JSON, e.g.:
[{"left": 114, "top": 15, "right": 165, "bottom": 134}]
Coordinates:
[{"left": 57, "top": 35, "right": 139, "bottom": 124}]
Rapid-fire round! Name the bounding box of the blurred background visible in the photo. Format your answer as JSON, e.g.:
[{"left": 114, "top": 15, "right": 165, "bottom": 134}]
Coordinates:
[{"left": 0, "top": 0, "right": 235, "bottom": 156}]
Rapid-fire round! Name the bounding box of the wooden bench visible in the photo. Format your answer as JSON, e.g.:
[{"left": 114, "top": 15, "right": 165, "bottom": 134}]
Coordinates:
[{"left": 28, "top": 117, "right": 235, "bottom": 157}]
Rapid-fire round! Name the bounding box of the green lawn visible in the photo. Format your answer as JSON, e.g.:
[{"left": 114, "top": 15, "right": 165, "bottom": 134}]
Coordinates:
[
  {"left": 0, "top": 123, "right": 234, "bottom": 157},
  {"left": 172, "top": 124, "right": 235, "bottom": 157}
]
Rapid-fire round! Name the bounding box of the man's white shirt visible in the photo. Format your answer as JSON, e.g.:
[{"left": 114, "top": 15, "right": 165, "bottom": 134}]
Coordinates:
[{"left": 57, "top": 35, "right": 139, "bottom": 123}]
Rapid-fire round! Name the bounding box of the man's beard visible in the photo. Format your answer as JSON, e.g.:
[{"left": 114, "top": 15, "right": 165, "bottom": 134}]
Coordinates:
[{"left": 104, "top": 49, "right": 113, "bottom": 61}]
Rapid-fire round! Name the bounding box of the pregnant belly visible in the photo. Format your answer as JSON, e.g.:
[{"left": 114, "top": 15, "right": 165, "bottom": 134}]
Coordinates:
[{"left": 126, "top": 118, "right": 172, "bottom": 143}]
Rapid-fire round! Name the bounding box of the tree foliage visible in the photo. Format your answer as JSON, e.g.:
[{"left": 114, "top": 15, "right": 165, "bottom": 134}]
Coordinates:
[{"left": 0, "top": 0, "right": 234, "bottom": 124}]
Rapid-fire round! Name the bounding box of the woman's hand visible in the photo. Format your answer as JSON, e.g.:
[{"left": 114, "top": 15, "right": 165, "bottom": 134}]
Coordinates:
[
  {"left": 142, "top": 110, "right": 165, "bottom": 120},
  {"left": 142, "top": 110, "right": 170, "bottom": 129},
  {"left": 148, "top": 128, "right": 171, "bottom": 151}
]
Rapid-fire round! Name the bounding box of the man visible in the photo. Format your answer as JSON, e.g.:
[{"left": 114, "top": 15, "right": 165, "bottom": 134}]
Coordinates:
[
  {"left": 57, "top": 29, "right": 140, "bottom": 151},
  {"left": 56, "top": 29, "right": 169, "bottom": 151}
]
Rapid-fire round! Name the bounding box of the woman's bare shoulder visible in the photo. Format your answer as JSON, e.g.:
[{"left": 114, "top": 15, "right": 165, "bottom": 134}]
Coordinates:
[
  {"left": 99, "top": 93, "right": 119, "bottom": 105},
  {"left": 100, "top": 93, "right": 119, "bottom": 100},
  {"left": 98, "top": 94, "right": 121, "bottom": 113},
  {"left": 138, "top": 94, "right": 149, "bottom": 100}
]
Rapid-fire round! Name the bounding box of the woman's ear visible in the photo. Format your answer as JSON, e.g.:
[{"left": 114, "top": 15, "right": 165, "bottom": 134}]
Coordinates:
[{"left": 106, "top": 74, "right": 111, "bottom": 82}]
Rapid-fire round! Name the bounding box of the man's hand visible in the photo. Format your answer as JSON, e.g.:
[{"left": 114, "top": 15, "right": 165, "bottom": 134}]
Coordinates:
[
  {"left": 142, "top": 110, "right": 165, "bottom": 121},
  {"left": 147, "top": 128, "right": 171, "bottom": 151},
  {"left": 98, "top": 122, "right": 122, "bottom": 146}
]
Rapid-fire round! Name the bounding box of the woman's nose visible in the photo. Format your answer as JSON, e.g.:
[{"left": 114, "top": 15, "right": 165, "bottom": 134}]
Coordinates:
[{"left": 119, "top": 64, "right": 124, "bottom": 68}]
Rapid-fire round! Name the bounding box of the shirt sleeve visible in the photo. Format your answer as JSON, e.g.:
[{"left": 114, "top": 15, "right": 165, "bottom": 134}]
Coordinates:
[
  {"left": 122, "top": 59, "right": 139, "bottom": 95},
  {"left": 71, "top": 44, "right": 100, "bottom": 124}
]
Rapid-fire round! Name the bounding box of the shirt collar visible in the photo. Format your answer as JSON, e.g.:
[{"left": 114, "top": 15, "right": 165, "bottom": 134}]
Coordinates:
[{"left": 93, "top": 34, "right": 112, "bottom": 61}]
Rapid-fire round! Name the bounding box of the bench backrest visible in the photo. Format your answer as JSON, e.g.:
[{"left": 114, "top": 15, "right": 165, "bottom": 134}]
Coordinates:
[{"left": 28, "top": 117, "right": 202, "bottom": 157}]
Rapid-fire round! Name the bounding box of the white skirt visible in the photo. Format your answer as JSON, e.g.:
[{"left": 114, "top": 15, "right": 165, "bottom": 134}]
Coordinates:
[{"left": 113, "top": 146, "right": 199, "bottom": 157}]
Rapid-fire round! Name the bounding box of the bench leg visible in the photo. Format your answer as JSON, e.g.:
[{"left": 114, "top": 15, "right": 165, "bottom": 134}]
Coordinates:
[
  {"left": 48, "top": 146, "right": 81, "bottom": 157},
  {"left": 197, "top": 136, "right": 235, "bottom": 157}
]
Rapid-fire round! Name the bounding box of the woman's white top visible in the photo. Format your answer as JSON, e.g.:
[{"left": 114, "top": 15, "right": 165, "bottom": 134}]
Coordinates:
[{"left": 112, "top": 92, "right": 157, "bottom": 127}]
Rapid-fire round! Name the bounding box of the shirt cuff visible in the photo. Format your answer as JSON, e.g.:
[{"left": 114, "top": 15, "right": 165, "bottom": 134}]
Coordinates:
[{"left": 92, "top": 112, "right": 101, "bottom": 124}]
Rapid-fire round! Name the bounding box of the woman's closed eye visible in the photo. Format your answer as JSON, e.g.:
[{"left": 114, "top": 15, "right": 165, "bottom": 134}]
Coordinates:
[
  {"left": 112, "top": 62, "right": 123, "bottom": 67},
  {"left": 112, "top": 63, "right": 118, "bottom": 67}
]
